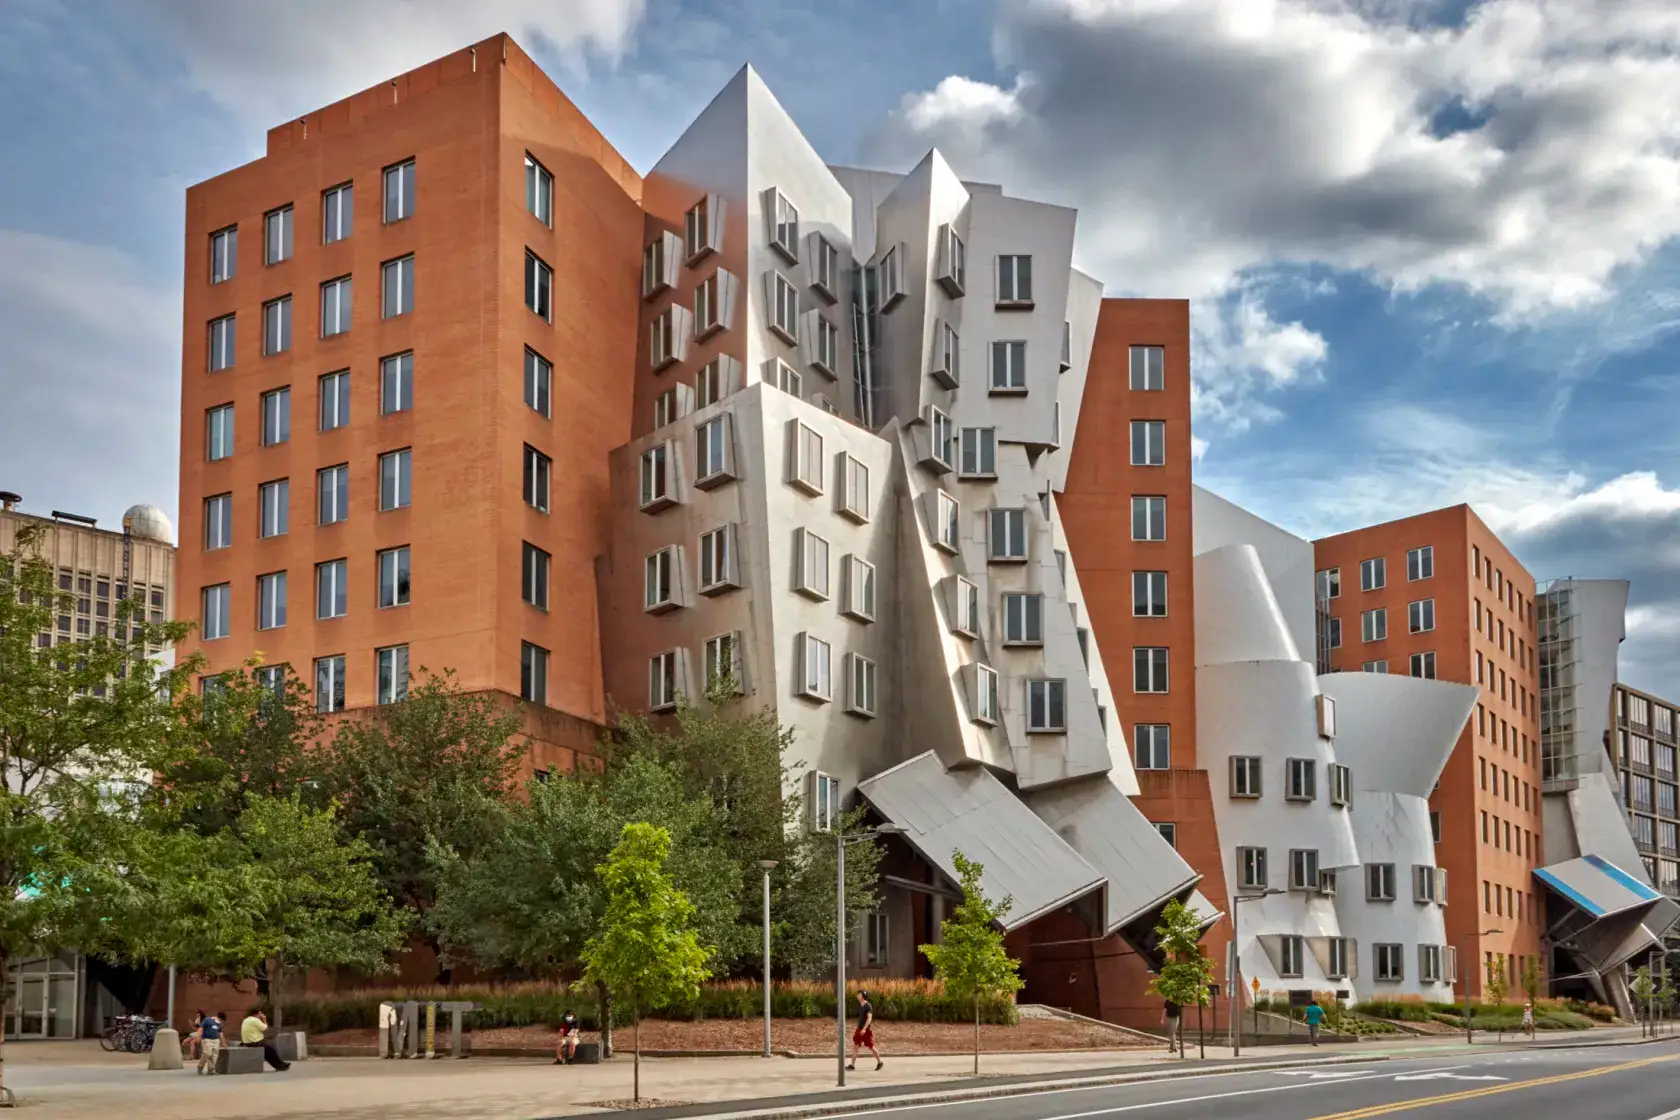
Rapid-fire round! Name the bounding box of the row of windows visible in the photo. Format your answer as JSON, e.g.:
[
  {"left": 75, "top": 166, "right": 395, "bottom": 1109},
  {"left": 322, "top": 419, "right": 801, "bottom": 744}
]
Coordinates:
[
  {"left": 206, "top": 256, "right": 414, "bottom": 372},
  {"left": 1315, "top": 546, "right": 1434, "bottom": 600},
  {"left": 206, "top": 162, "right": 411, "bottom": 286},
  {"left": 199, "top": 546, "right": 411, "bottom": 639},
  {"left": 1478, "top": 756, "right": 1538, "bottom": 814},
  {"left": 1481, "top": 880, "right": 1536, "bottom": 922},
  {"left": 1229, "top": 756, "right": 1352, "bottom": 805},
  {"left": 224, "top": 644, "right": 413, "bottom": 713},
  {"left": 1472, "top": 544, "right": 1530, "bottom": 623},
  {"left": 1479, "top": 809, "right": 1537, "bottom": 858},
  {"left": 1363, "top": 862, "right": 1449, "bottom": 904},
  {"left": 1325, "top": 599, "right": 1437, "bottom": 647},
  {"left": 1255, "top": 936, "right": 1455, "bottom": 984},
  {"left": 1617, "top": 730, "right": 1680, "bottom": 786},
  {"left": 1475, "top": 598, "right": 1530, "bottom": 669}
]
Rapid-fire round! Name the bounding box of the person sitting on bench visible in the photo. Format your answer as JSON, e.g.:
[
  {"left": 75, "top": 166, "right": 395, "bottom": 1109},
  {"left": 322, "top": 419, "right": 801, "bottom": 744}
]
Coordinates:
[{"left": 240, "top": 1008, "right": 291, "bottom": 1072}]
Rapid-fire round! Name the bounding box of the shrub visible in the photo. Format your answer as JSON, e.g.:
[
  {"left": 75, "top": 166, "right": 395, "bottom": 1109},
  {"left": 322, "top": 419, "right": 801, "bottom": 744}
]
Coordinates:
[{"left": 272, "top": 978, "right": 1017, "bottom": 1036}]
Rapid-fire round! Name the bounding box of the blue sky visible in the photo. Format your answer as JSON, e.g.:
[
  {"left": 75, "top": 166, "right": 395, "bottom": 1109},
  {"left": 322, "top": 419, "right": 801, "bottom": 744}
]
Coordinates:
[{"left": 2, "top": 0, "right": 1677, "bottom": 691}]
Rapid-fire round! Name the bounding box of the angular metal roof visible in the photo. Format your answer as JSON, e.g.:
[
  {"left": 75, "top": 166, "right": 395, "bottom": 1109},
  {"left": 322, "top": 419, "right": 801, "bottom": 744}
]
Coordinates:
[
  {"left": 1536, "top": 854, "right": 1661, "bottom": 919},
  {"left": 858, "top": 752, "right": 1107, "bottom": 930}
]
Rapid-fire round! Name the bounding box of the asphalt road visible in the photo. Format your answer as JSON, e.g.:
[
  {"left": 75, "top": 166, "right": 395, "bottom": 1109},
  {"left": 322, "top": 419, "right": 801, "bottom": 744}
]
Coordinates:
[{"left": 807, "top": 1039, "right": 1680, "bottom": 1120}]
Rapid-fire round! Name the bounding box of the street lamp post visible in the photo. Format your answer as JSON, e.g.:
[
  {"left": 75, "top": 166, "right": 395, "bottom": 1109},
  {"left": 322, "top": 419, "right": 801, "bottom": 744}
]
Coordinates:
[
  {"left": 837, "top": 824, "right": 903, "bottom": 1088},
  {"left": 1462, "top": 928, "right": 1502, "bottom": 1044},
  {"left": 1229, "top": 888, "right": 1285, "bottom": 1058},
  {"left": 757, "top": 860, "right": 778, "bottom": 1058}
]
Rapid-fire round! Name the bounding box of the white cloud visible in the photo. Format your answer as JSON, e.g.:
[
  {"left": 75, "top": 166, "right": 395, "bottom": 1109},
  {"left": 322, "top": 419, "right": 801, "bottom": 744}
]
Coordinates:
[
  {"left": 136, "top": 0, "right": 649, "bottom": 140},
  {"left": 0, "top": 231, "right": 182, "bottom": 527},
  {"left": 1190, "top": 286, "right": 1328, "bottom": 436}
]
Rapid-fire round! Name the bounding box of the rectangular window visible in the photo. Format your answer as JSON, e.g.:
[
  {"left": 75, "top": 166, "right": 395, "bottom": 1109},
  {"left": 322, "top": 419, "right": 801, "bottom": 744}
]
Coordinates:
[
  {"left": 1362, "top": 608, "right": 1387, "bottom": 642},
  {"left": 525, "top": 250, "right": 553, "bottom": 321},
  {"left": 1289, "top": 848, "right": 1320, "bottom": 891},
  {"left": 925, "top": 406, "right": 956, "bottom": 471},
  {"left": 1327, "top": 938, "right": 1350, "bottom": 980},
  {"left": 684, "top": 195, "right": 717, "bottom": 261},
  {"left": 841, "top": 454, "right": 870, "bottom": 522},
  {"left": 931, "top": 320, "right": 960, "bottom": 388},
  {"left": 210, "top": 225, "right": 237, "bottom": 283},
  {"left": 953, "top": 576, "right": 980, "bottom": 637},
  {"left": 376, "top": 644, "right": 409, "bottom": 704},
  {"left": 521, "top": 642, "right": 549, "bottom": 704},
  {"left": 1317, "top": 567, "right": 1341, "bottom": 600},
  {"left": 768, "top": 188, "right": 799, "bottom": 262},
  {"left": 263, "top": 295, "right": 292, "bottom": 355},
  {"left": 636, "top": 445, "right": 671, "bottom": 512},
  {"left": 1132, "top": 495, "right": 1166, "bottom": 541},
  {"left": 968, "top": 664, "right": 1000, "bottom": 724},
  {"left": 813, "top": 233, "right": 840, "bottom": 299},
  {"left": 989, "top": 339, "right": 1028, "bottom": 392},
  {"left": 260, "top": 386, "right": 290, "bottom": 446},
  {"left": 256, "top": 571, "right": 287, "bottom": 631},
  {"left": 1003, "top": 593, "right": 1044, "bottom": 645},
  {"left": 989, "top": 508, "right": 1029, "bottom": 561},
  {"left": 793, "top": 528, "right": 830, "bottom": 600},
  {"left": 203, "top": 493, "right": 232, "bottom": 550},
  {"left": 996, "top": 254, "right": 1033, "bottom": 305},
  {"left": 315, "top": 655, "right": 346, "bottom": 714},
  {"left": 643, "top": 547, "right": 677, "bottom": 611},
  {"left": 1375, "top": 944, "right": 1404, "bottom": 982},
  {"left": 523, "top": 445, "right": 551, "bottom": 512},
  {"left": 789, "top": 421, "right": 824, "bottom": 494},
  {"left": 320, "top": 275, "right": 352, "bottom": 337},
  {"left": 1135, "top": 724, "right": 1171, "bottom": 770},
  {"left": 258, "top": 479, "right": 289, "bottom": 538},
  {"left": 316, "top": 558, "right": 347, "bottom": 620},
  {"left": 799, "top": 633, "right": 833, "bottom": 701},
  {"left": 376, "top": 351, "right": 413, "bottom": 415},
  {"left": 1367, "top": 863, "right": 1396, "bottom": 901},
  {"left": 846, "top": 653, "right": 877, "bottom": 718},
  {"left": 1326, "top": 617, "right": 1342, "bottom": 648},
  {"left": 525, "top": 154, "right": 553, "bottom": 226},
  {"left": 1413, "top": 864, "right": 1438, "bottom": 903},
  {"left": 264, "top": 204, "right": 293, "bottom": 264},
  {"left": 201, "top": 584, "right": 230, "bottom": 640},
  {"left": 1133, "top": 571, "right": 1168, "bottom": 617},
  {"left": 958, "top": 427, "right": 997, "bottom": 478},
  {"left": 379, "top": 448, "right": 412, "bottom": 510},
  {"left": 878, "top": 243, "right": 906, "bottom": 309},
  {"left": 521, "top": 348, "right": 552, "bottom": 418},
  {"left": 1411, "top": 651, "right": 1437, "bottom": 679},
  {"left": 648, "top": 650, "right": 680, "bottom": 711},
  {"left": 319, "top": 370, "right": 350, "bottom": 431},
  {"left": 1409, "top": 599, "right": 1436, "bottom": 633},
  {"left": 809, "top": 313, "right": 839, "bottom": 374},
  {"left": 377, "top": 546, "right": 410, "bottom": 608},
  {"left": 932, "top": 490, "right": 960, "bottom": 553},
  {"left": 1026, "top": 678, "right": 1067, "bottom": 732},
  {"left": 206, "top": 403, "right": 235, "bottom": 459},
  {"left": 1133, "top": 647, "right": 1169, "bottom": 693},
  {"left": 1407, "top": 545, "right": 1434, "bottom": 581},
  {"left": 208, "top": 315, "right": 236, "bottom": 372},
  {"left": 1238, "top": 846, "right": 1268, "bottom": 890},
  {"left": 1360, "top": 557, "right": 1386, "bottom": 591},
  {"left": 382, "top": 255, "right": 414, "bottom": 318},
  {"left": 703, "top": 632, "right": 741, "bottom": 694},
  {"left": 383, "top": 159, "right": 415, "bottom": 222},
  {"left": 522, "top": 542, "right": 550, "bottom": 610},
  {"left": 1330, "top": 763, "right": 1351, "bottom": 807},
  {"left": 1130, "top": 420, "right": 1166, "bottom": 466},
  {"left": 808, "top": 771, "right": 841, "bottom": 832},
  {"left": 696, "top": 415, "right": 731, "bottom": 482},
  {"left": 1419, "top": 945, "right": 1443, "bottom": 984},
  {"left": 769, "top": 272, "right": 799, "bottom": 343},
  {"left": 844, "top": 555, "right": 877, "bottom": 621},
  {"left": 699, "top": 525, "right": 736, "bottom": 592},
  {"left": 317, "top": 463, "right": 349, "bottom": 525},
  {"left": 322, "top": 182, "right": 352, "bottom": 243},
  {"left": 1286, "top": 758, "right": 1317, "bottom": 801},
  {"left": 1129, "top": 345, "right": 1164, "bottom": 390},
  {"left": 1231, "top": 756, "right": 1262, "bottom": 797}
]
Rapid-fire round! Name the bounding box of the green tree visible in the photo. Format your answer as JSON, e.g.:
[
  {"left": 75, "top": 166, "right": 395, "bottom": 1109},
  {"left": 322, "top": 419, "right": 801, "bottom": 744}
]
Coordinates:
[
  {"left": 1522, "top": 956, "right": 1543, "bottom": 1004},
  {"left": 111, "top": 824, "right": 270, "bottom": 986},
  {"left": 1631, "top": 965, "right": 1656, "bottom": 1035},
  {"left": 1656, "top": 972, "right": 1675, "bottom": 1036},
  {"left": 427, "top": 753, "right": 739, "bottom": 1057},
  {"left": 237, "top": 795, "right": 407, "bottom": 1029},
  {"left": 0, "top": 525, "right": 190, "bottom": 1091},
  {"left": 582, "top": 823, "right": 713, "bottom": 1102},
  {"left": 777, "top": 807, "right": 884, "bottom": 978},
  {"left": 1486, "top": 957, "right": 1510, "bottom": 1039},
  {"left": 327, "top": 669, "right": 525, "bottom": 964},
  {"left": 918, "top": 851, "right": 1024, "bottom": 1075},
  {"left": 1147, "top": 899, "right": 1216, "bottom": 1058}
]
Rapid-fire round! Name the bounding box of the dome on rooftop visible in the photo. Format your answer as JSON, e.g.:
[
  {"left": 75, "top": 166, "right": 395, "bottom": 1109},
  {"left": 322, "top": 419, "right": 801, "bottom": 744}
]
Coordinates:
[{"left": 122, "top": 504, "right": 174, "bottom": 544}]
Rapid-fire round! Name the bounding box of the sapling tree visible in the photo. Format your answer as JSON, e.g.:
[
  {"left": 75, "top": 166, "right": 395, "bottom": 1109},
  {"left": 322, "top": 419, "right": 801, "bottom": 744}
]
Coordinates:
[
  {"left": 918, "top": 851, "right": 1024, "bottom": 1076},
  {"left": 1147, "top": 899, "right": 1216, "bottom": 1058}
]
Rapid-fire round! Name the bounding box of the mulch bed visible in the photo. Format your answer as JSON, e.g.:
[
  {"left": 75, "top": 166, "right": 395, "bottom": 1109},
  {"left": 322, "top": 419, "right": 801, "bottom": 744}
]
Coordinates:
[{"left": 314, "top": 1016, "right": 1150, "bottom": 1056}]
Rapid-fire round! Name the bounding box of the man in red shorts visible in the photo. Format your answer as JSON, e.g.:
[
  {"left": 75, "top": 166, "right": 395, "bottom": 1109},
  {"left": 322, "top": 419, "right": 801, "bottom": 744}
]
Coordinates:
[{"left": 847, "top": 989, "right": 882, "bottom": 1071}]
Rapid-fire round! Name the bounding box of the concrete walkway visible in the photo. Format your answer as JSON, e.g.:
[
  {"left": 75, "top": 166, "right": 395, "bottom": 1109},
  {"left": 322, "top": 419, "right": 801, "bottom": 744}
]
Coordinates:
[{"left": 0, "top": 1027, "right": 1659, "bottom": 1119}]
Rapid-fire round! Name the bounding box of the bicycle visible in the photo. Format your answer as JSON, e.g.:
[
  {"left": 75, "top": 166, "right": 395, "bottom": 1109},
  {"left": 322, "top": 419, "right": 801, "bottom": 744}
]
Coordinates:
[{"left": 100, "top": 1014, "right": 161, "bottom": 1053}]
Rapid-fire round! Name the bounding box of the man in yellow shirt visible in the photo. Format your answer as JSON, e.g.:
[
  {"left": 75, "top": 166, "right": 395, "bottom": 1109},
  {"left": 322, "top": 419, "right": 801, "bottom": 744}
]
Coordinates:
[{"left": 239, "top": 1008, "right": 291, "bottom": 1071}]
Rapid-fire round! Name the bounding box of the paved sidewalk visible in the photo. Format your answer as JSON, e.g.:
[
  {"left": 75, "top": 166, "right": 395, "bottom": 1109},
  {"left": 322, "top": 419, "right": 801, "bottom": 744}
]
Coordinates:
[{"left": 0, "top": 1027, "right": 1658, "bottom": 1120}]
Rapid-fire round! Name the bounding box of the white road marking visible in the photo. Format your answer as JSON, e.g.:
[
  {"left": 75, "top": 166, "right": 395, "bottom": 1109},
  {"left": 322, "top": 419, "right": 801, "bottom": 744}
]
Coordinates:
[
  {"left": 1392, "top": 1072, "right": 1508, "bottom": 1082},
  {"left": 1642, "top": 1109, "right": 1680, "bottom": 1120},
  {"left": 1272, "top": 1070, "right": 1378, "bottom": 1079}
]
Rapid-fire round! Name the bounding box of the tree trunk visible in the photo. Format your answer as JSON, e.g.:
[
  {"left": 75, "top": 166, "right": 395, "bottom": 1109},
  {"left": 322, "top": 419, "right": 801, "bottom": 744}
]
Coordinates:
[
  {"left": 271, "top": 961, "right": 285, "bottom": 1032},
  {"left": 596, "top": 980, "right": 613, "bottom": 1059},
  {"left": 633, "top": 997, "right": 640, "bottom": 1103},
  {"left": 0, "top": 950, "right": 9, "bottom": 1094},
  {"left": 973, "top": 995, "right": 980, "bottom": 1077}
]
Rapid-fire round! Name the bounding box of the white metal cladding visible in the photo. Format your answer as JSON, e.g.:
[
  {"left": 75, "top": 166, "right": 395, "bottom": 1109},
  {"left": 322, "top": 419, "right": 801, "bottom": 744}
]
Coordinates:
[
  {"left": 858, "top": 751, "right": 1108, "bottom": 930},
  {"left": 1318, "top": 672, "right": 1478, "bottom": 798},
  {"left": 1027, "top": 770, "right": 1201, "bottom": 932}
]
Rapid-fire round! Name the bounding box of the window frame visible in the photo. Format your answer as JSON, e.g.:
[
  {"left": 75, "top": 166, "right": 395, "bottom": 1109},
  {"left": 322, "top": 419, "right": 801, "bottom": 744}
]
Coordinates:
[
  {"left": 316, "top": 463, "right": 349, "bottom": 526},
  {"left": 1002, "top": 592, "right": 1045, "bottom": 646},
  {"left": 521, "top": 641, "right": 549, "bottom": 704},
  {"left": 319, "top": 369, "right": 351, "bottom": 431},
  {"left": 376, "top": 644, "right": 410, "bottom": 705},
  {"left": 846, "top": 652, "right": 877, "bottom": 718},
  {"left": 1285, "top": 757, "right": 1317, "bottom": 802},
  {"left": 381, "top": 254, "right": 415, "bottom": 319},
  {"left": 1131, "top": 495, "right": 1167, "bottom": 541},
  {"left": 988, "top": 339, "right": 1028, "bottom": 393},
  {"left": 1135, "top": 724, "right": 1171, "bottom": 770},
  {"left": 1360, "top": 556, "right": 1387, "bottom": 592},
  {"left": 995, "top": 254, "right": 1034, "bottom": 307},
  {"left": 380, "top": 351, "right": 413, "bottom": 415},
  {"left": 1237, "top": 846, "right": 1268, "bottom": 890},
  {"left": 382, "top": 159, "right": 415, "bottom": 224},
  {"left": 1133, "top": 570, "right": 1168, "bottom": 618},
  {"left": 522, "top": 541, "right": 551, "bottom": 610},
  {"left": 988, "top": 507, "right": 1029, "bottom": 562},
  {"left": 378, "top": 448, "right": 412, "bottom": 511},
  {"left": 1367, "top": 862, "right": 1397, "bottom": 902},
  {"left": 376, "top": 545, "right": 411, "bottom": 609},
  {"left": 1025, "top": 678, "right": 1067, "bottom": 733},
  {"left": 315, "top": 558, "right": 348, "bottom": 620},
  {"left": 320, "top": 275, "right": 352, "bottom": 337},
  {"left": 322, "top": 182, "right": 353, "bottom": 244},
  {"left": 524, "top": 249, "right": 554, "bottom": 322},
  {"left": 523, "top": 444, "right": 552, "bottom": 513},
  {"left": 524, "top": 153, "right": 553, "bottom": 227},
  {"left": 258, "top": 478, "right": 289, "bottom": 538},
  {"left": 1129, "top": 420, "right": 1166, "bottom": 466},
  {"left": 263, "top": 204, "right": 293, "bottom": 265}
]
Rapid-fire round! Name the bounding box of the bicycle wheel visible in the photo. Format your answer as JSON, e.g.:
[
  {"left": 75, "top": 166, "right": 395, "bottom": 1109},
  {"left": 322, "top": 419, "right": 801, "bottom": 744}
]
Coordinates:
[
  {"left": 125, "top": 1029, "right": 146, "bottom": 1053},
  {"left": 99, "top": 1028, "right": 120, "bottom": 1052}
]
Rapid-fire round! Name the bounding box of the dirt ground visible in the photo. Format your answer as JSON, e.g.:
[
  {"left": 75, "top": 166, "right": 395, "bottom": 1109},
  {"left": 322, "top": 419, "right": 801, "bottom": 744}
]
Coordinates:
[{"left": 315, "top": 1015, "right": 1153, "bottom": 1055}]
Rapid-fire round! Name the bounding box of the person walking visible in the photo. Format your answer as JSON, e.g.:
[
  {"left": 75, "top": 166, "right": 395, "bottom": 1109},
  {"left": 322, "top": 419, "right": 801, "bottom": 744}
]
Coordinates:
[
  {"left": 847, "top": 990, "right": 882, "bottom": 1072},
  {"left": 553, "top": 1009, "right": 581, "bottom": 1065},
  {"left": 240, "top": 1008, "right": 291, "bottom": 1072},
  {"left": 1304, "top": 998, "right": 1324, "bottom": 1047},
  {"left": 1162, "top": 998, "right": 1182, "bottom": 1054},
  {"left": 196, "top": 1011, "right": 224, "bottom": 1075}
]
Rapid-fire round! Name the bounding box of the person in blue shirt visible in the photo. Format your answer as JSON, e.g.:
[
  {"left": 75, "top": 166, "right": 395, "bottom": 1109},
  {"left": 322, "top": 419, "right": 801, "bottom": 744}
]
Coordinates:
[
  {"left": 1304, "top": 999, "right": 1325, "bottom": 1046},
  {"left": 196, "top": 1011, "right": 225, "bottom": 1075}
]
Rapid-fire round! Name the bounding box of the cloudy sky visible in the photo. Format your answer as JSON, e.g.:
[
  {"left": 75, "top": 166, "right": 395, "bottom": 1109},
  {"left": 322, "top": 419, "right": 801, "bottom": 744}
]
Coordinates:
[{"left": 2, "top": 0, "right": 1676, "bottom": 692}]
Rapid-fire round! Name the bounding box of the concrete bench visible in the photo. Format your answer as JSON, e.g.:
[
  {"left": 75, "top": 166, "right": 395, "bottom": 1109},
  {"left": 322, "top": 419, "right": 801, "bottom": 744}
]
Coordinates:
[
  {"left": 570, "top": 1042, "right": 601, "bottom": 1064},
  {"left": 216, "top": 1045, "right": 265, "bottom": 1074}
]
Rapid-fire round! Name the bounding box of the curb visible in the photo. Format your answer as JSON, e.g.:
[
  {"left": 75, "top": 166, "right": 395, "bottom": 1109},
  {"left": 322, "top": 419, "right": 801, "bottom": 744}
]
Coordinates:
[{"left": 541, "top": 1053, "right": 1388, "bottom": 1120}]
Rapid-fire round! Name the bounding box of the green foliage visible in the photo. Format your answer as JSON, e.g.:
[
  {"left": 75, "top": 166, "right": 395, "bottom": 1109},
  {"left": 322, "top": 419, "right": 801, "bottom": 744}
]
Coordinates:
[
  {"left": 918, "top": 852, "right": 1024, "bottom": 1008},
  {"left": 1147, "top": 899, "right": 1217, "bottom": 1010},
  {"left": 777, "top": 805, "right": 884, "bottom": 977},
  {"left": 1354, "top": 996, "right": 1596, "bottom": 1032},
  {"left": 111, "top": 825, "right": 269, "bottom": 974},
  {"left": 1485, "top": 956, "right": 1509, "bottom": 1010},
  {"left": 1522, "top": 956, "right": 1543, "bottom": 1002},
  {"left": 264, "top": 978, "right": 1019, "bottom": 1036},
  {"left": 327, "top": 669, "right": 525, "bottom": 932}
]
